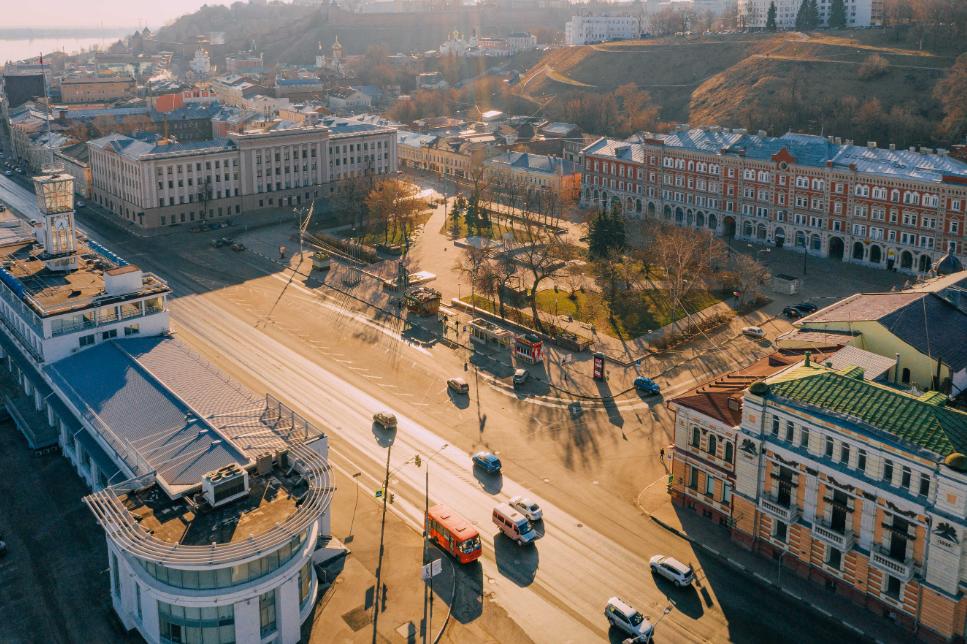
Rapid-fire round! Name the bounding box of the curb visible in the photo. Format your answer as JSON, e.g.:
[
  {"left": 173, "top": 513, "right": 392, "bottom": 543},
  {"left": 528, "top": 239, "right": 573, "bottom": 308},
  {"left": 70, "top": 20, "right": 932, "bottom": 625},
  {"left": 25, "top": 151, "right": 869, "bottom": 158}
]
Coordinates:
[{"left": 645, "top": 513, "right": 877, "bottom": 643}]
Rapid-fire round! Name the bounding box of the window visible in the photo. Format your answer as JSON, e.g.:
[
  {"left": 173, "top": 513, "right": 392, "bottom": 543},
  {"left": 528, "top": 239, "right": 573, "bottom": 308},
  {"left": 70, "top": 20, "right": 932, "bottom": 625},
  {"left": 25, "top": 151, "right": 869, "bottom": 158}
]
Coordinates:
[
  {"left": 707, "top": 434, "right": 717, "bottom": 456},
  {"left": 883, "top": 459, "right": 894, "bottom": 483},
  {"left": 885, "top": 575, "right": 902, "bottom": 599},
  {"left": 825, "top": 436, "right": 834, "bottom": 458},
  {"left": 704, "top": 474, "right": 715, "bottom": 496},
  {"left": 688, "top": 466, "right": 699, "bottom": 490},
  {"left": 102, "top": 329, "right": 118, "bottom": 341},
  {"left": 785, "top": 421, "right": 794, "bottom": 442},
  {"left": 900, "top": 466, "right": 911, "bottom": 488},
  {"left": 918, "top": 473, "right": 930, "bottom": 497},
  {"left": 857, "top": 449, "right": 867, "bottom": 473},
  {"left": 826, "top": 546, "right": 842, "bottom": 570},
  {"left": 774, "top": 520, "right": 787, "bottom": 542},
  {"left": 799, "top": 428, "right": 809, "bottom": 449},
  {"left": 79, "top": 334, "right": 95, "bottom": 348},
  {"left": 722, "top": 482, "right": 732, "bottom": 506},
  {"left": 771, "top": 416, "right": 780, "bottom": 437},
  {"left": 136, "top": 584, "right": 142, "bottom": 622},
  {"left": 158, "top": 602, "right": 235, "bottom": 644},
  {"left": 299, "top": 561, "right": 313, "bottom": 607},
  {"left": 259, "top": 590, "right": 277, "bottom": 636},
  {"left": 839, "top": 443, "right": 850, "bottom": 465},
  {"left": 691, "top": 426, "right": 701, "bottom": 448},
  {"left": 723, "top": 441, "right": 733, "bottom": 464},
  {"left": 124, "top": 324, "right": 140, "bottom": 336},
  {"left": 111, "top": 553, "right": 120, "bottom": 597}
]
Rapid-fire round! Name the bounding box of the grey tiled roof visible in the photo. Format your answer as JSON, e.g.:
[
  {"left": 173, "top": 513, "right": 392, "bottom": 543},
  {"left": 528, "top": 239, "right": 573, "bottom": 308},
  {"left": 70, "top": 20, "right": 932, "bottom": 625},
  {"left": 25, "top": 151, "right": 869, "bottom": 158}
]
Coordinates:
[
  {"left": 45, "top": 339, "right": 250, "bottom": 490},
  {"left": 879, "top": 293, "right": 967, "bottom": 372}
]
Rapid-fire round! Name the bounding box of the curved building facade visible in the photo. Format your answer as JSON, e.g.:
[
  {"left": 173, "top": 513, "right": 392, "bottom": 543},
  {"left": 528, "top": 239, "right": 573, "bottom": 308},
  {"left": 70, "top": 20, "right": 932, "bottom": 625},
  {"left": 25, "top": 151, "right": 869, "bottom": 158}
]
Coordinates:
[{"left": 87, "top": 444, "right": 333, "bottom": 644}]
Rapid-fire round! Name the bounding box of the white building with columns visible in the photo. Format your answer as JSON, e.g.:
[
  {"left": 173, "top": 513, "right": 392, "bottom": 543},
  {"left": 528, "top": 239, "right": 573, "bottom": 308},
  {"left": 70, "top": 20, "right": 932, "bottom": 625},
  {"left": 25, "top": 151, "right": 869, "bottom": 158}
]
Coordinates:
[{"left": 0, "top": 170, "right": 335, "bottom": 644}]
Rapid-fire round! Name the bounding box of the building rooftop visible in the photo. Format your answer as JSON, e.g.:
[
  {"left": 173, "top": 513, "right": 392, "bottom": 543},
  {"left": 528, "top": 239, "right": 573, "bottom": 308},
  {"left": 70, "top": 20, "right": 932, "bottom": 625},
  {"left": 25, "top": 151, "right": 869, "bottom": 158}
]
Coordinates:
[
  {"left": 823, "top": 345, "right": 897, "bottom": 381},
  {"left": 0, "top": 235, "right": 168, "bottom": 317},
  {"left": 669, "top": 351, "right": 823, "bottom": 427},
  {"left": 799, "top": 291, "right": 967, "bottom": 371},
  {"left": 89, "top": 132, "right": 236, "bottom": 161},
  {"left": 119, "top": 458, "right": 307, "bottom": 547},
  {"left": 486, "top": 151, "right": 576, "bottom": 175},
  {"left": 765, "top": 364, "right": 967, "bottom": 457}
]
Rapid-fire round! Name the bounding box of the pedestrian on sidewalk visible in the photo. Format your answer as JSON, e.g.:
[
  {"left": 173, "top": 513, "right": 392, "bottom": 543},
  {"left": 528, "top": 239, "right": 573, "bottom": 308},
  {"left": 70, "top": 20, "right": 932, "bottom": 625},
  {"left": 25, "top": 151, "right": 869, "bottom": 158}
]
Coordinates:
[{"left": 659, "top": 447, "right": 665, "bottom": 463}]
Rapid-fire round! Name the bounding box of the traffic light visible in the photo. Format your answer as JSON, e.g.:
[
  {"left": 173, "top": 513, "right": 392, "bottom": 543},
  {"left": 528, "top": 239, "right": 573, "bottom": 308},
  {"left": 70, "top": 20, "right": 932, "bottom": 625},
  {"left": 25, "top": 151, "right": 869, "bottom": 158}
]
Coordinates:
[{"left": 414, "top": 454, "right": 422, "bottom": 467}]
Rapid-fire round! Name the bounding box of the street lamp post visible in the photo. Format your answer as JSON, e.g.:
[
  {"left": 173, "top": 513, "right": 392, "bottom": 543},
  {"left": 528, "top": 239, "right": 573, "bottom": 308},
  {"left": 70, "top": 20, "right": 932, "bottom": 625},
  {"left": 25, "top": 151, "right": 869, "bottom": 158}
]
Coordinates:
[{"left": 418, "top": 443, "right": 448, "bottom": 644}]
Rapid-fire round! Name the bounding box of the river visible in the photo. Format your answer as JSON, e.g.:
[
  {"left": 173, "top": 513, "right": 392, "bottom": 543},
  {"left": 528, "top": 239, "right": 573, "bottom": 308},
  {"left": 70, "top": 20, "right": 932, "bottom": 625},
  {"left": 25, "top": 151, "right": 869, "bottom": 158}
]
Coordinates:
[{"left": 0, "top": 35, "right": 129, "bottom": 65}]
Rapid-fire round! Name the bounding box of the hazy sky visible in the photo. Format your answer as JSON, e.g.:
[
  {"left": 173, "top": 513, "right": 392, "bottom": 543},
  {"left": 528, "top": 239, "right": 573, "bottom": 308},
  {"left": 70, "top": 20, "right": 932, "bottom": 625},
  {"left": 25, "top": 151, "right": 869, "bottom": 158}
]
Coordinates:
[{"left": 7, "top": 0, "right": 235, "bottom": 29}]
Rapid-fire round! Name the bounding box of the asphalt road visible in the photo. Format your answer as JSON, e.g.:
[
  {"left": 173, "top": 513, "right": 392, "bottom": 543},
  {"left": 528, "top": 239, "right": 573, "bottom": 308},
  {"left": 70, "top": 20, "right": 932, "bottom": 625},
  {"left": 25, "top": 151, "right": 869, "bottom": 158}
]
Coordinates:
[{"left": 0, "top": 174, "right": 861, "bottom": 644}]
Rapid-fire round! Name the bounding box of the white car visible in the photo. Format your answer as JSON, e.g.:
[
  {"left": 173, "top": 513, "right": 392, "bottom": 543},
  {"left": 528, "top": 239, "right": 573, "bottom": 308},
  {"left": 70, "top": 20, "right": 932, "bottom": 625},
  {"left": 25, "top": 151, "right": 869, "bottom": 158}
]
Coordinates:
[
  {"left": 741, "top": 326, "right": 765, "bottom": 339},
  {"left": 604, "top": 597, "right": 653, "bottom": 642},
  {"left": 649, "top": 554, "right": 695, "bottom": 587},
  {"left": 508, "top": 495, "right": 542, "bottom": 521}
]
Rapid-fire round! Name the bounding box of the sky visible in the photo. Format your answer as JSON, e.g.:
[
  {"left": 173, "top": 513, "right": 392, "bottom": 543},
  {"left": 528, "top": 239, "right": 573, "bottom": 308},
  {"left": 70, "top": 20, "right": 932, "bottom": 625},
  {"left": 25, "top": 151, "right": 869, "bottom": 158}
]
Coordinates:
[{"left": 5, "top": 0, "right": 235, "bottom": 30}]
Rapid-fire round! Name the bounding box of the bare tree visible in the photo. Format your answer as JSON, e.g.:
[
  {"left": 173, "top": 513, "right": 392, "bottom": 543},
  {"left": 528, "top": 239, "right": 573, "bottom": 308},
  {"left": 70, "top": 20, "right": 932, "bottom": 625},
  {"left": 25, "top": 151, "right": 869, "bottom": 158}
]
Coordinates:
[
  {"left": 730, "top": 254, "right": 771, "bottom": 308},
  {"left": 512, "top": 216, "right": 572, "bottom": 333},
  {"left": 643, "top": 223, "right": 725, "bottom": 321},
  {"left": 364, "top": 178, "right": 427, "bottom": 251}
]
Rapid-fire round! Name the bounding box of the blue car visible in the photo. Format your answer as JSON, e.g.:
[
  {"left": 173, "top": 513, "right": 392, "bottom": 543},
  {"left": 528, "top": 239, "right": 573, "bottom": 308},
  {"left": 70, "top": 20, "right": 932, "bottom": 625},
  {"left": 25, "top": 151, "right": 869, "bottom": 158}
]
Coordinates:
[
  {"left": 634, "top": 376, "right": 661, "bottom": 396},
  {"left": 472, "top": 451, "right": 502, "bottom": 474}
]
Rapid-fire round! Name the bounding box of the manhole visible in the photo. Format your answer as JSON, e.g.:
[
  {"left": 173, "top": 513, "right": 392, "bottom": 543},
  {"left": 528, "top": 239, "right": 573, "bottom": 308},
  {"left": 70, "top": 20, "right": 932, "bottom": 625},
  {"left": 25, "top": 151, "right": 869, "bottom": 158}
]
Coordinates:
[{"left": 342, "top": 606, "right": 371, "bottom": 632}]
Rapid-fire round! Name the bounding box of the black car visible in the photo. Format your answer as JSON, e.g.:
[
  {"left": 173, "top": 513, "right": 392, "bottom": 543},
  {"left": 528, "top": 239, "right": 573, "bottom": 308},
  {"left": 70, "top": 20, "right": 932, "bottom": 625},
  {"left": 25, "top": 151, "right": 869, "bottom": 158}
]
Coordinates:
[
  {"left": 782, "top": 306, "right": 803, "bottom": 318},
  {"left": 794, "top": 302, "right": 818, "bottom": 314}
]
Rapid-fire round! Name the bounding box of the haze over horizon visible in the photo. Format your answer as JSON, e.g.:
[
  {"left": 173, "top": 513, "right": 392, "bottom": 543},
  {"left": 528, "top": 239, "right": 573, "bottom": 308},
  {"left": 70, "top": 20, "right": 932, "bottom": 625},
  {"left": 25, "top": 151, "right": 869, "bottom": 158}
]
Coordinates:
[{"left": 3, "top": 0, "right": 235, "bottom": 30}]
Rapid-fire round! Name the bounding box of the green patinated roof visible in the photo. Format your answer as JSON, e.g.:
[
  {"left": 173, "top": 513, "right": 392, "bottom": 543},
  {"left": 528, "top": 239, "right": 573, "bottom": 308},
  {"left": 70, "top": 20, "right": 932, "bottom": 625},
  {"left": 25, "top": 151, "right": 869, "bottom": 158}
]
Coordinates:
[{"left": 765, "top": 365, "right": 967, "bottom": 457}]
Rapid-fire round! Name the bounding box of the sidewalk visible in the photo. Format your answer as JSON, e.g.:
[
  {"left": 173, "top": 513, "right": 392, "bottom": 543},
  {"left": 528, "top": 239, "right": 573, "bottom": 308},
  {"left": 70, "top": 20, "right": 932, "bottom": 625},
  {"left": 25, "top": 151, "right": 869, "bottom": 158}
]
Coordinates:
[{"left": 637, "top": 480, "right": 907, "bottom": 644}]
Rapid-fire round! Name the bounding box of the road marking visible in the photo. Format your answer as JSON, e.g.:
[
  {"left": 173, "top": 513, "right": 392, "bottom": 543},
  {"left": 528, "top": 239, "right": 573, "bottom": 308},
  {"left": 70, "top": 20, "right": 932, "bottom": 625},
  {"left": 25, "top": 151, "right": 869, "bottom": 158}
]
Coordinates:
[
  {"left": 814, "top": 607, "right": 833, "bottom": 617},
  {"left": 753, "top": 572, "right": 772, "bottom": 584},
  {"left": 334, "top": 359, "right": 353, "bottom": 364},
  {"left": 363, "top": 374, "right": 382, "bottom": 380}
]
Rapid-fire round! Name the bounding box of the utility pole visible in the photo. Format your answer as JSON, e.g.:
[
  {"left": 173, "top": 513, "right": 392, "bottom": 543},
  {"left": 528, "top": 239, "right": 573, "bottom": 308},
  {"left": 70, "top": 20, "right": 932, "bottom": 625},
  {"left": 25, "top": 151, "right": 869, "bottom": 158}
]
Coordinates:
[
  {"left": 422, "top": 461, "right": 430, "bottom": 644},
  {"left": 371, "top": 444, "right": 393, "bottom": 644}
]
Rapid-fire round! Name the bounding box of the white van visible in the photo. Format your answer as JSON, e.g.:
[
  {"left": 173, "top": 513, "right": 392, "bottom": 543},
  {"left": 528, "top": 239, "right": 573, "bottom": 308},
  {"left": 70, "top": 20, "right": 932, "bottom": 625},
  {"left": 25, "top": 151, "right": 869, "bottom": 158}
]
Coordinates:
[{"left": 492, "top": 503, "right": 538, "bottom": 546}]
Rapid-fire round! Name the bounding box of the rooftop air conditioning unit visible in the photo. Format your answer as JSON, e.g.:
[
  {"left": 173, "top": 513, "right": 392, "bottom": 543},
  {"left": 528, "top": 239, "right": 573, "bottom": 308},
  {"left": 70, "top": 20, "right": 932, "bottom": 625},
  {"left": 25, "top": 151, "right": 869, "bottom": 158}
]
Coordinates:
[{"left": 201, "top": 463, "right": 249, "bottom": 507}]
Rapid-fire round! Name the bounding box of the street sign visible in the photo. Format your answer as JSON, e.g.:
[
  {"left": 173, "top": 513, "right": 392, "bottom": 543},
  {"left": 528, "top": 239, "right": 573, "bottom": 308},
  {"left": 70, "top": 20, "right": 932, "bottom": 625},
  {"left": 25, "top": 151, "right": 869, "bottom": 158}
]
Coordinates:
[
  {"left": 592, "top": 352, "right": 605, "bottom": 380},
  {"left": 421, "top": 559, "right": 443, "bottom": 581},
  {"left": 375, "top": 489, "right": 383, "bottom": 498}
]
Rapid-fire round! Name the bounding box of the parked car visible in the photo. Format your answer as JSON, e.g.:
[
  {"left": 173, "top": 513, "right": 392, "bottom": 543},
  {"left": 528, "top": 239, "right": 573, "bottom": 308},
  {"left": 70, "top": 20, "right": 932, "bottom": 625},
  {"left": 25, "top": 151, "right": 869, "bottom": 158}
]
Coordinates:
[
  {"left": 604, "top": 597, "right": 653, "bottom": 642},
  {"left": 210, "top": 237, "right": 231, "bottom": 248},
  {"left": 447, "top": 377, "right": 469, "bottom": 394},
  {"left": 649, "top": 554, "right": 695, "bottom": 587},
  {"left": 472, "top": 451, "right": 501, "bottom": 474},
  {"left": 512, "top": 368, "right": 529, "bottom": 386},
  {"left": 782, "top": 306, "right": 803, "bottom": 319},
  {"left": 793, "top": 302, "right": 818, "bottom": 314},
  {"left": 741, "top": 326, "right": 765, "bottom": 339},
  {"left": 3, "top": 171, "right": 11, "bottom": 177},
  {"left": 508, "top": 495, "right": 542, "bottom": 521},
  {"left": 372, "top": 411, "right": 397, "bottom": 430},
  {"left": 230, "top": 242, "right": 246, "bottom": 252},
  {"left": 75, "top": 200, "right": 86, "bottom": 208},
  {"left": 633, "top": 376, "right": 661, "bottom": 395},
  {"left": 0, "top": 204, "right": 5, "bottom": 212}
]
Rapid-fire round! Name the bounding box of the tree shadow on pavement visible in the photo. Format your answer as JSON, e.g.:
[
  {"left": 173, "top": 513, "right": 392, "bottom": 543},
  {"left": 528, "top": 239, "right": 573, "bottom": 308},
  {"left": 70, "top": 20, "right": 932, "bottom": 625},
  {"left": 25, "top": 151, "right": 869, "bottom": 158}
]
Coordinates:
[
  {"left": 596, "top": 379, "right": 625, "bottom": 430},
  {"left": 494, "top": 533, "right": 540, "bottom": 587},
  {"left": 446, "top": 390, "right": 470, "bottom": 409},
  {"left": 431, "top": 554, "right": 483, "bottom": 624}
]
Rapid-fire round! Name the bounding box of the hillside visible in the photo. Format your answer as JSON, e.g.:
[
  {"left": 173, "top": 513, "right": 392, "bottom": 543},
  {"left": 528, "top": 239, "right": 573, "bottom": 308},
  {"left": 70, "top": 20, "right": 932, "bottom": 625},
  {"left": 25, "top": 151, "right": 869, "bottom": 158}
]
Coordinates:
[{"left": 519, "top": 32, "right": 962, "bottom": 148}]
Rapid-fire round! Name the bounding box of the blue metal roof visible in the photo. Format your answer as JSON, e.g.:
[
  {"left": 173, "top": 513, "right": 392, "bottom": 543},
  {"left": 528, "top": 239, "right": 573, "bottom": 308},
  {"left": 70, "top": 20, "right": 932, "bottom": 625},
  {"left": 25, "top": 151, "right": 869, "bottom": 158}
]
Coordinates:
[{"left": 45, "top": 339, "right": 249, "bottom": 490}]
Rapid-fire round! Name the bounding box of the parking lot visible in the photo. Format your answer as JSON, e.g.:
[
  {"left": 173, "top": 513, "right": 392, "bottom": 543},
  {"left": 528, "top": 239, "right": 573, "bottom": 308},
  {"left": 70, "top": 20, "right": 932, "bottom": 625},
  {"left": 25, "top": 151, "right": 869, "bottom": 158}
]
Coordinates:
[{"left": 0, "top": 419, "right": 141, "bottom": 644}]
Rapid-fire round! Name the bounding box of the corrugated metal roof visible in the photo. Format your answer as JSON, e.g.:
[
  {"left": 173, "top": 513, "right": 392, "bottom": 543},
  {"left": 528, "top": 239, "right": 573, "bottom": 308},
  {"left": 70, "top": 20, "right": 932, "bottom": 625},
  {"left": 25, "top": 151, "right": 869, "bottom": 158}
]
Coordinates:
[{"left": 45, "top": 340, "right": 249, "bottom": 491}]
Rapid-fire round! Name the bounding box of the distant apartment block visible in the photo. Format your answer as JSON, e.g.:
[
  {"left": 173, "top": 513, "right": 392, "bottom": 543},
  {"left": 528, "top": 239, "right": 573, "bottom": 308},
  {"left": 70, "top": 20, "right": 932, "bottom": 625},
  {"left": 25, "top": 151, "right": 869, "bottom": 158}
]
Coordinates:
[
  {"left": 580, "top": 128, "right": 967, "bottom": 275},
  {"left": 739, "top": 0, "right": 881, "bottom": 29},
  {"left": 565, "top": 15, "right": 641, "bottom": 46},
  {"left": 59, "top": 74, "right": 136, "bottom": 103},
  {"left": 88, "top": 117, "right": 397, "bottom": 228}
]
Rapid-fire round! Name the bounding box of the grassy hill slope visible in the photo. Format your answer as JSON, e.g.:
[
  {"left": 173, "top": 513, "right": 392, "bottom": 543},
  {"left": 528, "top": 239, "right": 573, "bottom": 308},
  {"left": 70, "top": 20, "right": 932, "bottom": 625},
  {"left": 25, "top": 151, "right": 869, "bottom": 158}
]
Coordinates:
[{"left": 519, "top": 32, "right": 960, "bottom": 147}]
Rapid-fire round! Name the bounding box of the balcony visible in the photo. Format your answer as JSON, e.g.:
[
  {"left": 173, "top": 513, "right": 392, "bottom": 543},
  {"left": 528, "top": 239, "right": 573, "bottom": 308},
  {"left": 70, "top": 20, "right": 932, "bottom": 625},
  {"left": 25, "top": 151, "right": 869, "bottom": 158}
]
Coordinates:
[
  {"left": 870, "top": 546, "right": 915, "bottom": 582},
  {"left": 759, "top": 493, "right": 800, "bottom": 523},
  {"left": 812, "top": 520, "right": 855, "bottom": 551}
]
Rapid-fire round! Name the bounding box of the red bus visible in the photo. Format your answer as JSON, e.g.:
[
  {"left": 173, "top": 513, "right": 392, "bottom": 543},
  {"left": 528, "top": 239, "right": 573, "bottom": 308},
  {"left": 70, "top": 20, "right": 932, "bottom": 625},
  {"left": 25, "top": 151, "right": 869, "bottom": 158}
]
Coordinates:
[{"left": 426, "top": 504, "right": 482, "bottom": 564}]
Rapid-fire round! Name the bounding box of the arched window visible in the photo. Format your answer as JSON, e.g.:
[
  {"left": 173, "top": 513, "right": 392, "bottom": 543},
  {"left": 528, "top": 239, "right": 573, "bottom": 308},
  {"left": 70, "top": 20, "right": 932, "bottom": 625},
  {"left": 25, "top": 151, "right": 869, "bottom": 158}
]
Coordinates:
[
  {"left": 724, "top": 441, "right": 734, "bottom": 464},
  {"left": 707, "top": 434, "right": 717, "bottom": 457},
  {"left": 691, "top": 426, "right": 700, "bottom": 448}
]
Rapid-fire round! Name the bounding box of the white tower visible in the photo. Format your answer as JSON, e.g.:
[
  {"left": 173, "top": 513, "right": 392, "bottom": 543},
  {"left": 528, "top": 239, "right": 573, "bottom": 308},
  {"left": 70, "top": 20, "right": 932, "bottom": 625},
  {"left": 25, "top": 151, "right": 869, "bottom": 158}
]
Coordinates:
[{"left": 32, "top": 170, "right": 79, "bottom": 272}]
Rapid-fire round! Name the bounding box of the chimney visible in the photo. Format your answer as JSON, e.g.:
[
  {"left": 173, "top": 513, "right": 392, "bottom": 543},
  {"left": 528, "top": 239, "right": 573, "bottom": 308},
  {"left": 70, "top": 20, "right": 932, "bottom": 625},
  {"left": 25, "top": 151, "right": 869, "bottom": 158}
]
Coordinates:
[
  {"left": 889, "top": 143, "right": 896, "bottom": 151},
  {"left": 867, "top": 141, "right": 877, "bottom": 148},
  {"left": 757, "top": 129, "right": 767, "bottom": 137},
  {"left": 805, "top": 351, "right": 811, "bottom": 367},
  {"left": 894, "top": 353, "right": 901, "bottom": 383}
]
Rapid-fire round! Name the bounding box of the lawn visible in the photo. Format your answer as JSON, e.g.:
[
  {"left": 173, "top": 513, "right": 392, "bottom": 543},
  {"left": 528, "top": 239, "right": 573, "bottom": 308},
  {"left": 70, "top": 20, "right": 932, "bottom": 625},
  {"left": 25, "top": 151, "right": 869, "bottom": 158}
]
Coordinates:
[{"left": 463, "top": 287, "right": 721, "bottom": 340}]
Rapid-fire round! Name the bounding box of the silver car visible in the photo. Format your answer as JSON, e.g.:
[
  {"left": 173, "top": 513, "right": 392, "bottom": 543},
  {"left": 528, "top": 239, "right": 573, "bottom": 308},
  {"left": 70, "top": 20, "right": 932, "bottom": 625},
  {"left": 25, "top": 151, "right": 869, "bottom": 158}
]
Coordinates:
[
  {"left": 509, "top": 495, "right": 542, "bottom": 521},
  {"left": 649, "top": 554, "right": 695, "bottom": 587}
]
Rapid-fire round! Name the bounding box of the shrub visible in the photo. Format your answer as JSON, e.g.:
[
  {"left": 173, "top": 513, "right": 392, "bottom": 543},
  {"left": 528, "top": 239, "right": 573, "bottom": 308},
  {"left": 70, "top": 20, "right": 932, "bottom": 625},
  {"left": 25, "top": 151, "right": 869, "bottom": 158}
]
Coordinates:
[{"left": 857, "top": 54, "right": 889, "bottom": 81}]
